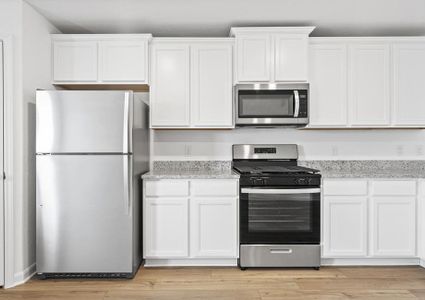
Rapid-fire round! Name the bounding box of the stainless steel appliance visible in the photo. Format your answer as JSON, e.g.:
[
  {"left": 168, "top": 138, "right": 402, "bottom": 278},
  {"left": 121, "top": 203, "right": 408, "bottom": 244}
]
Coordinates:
[
  {"left": 235, "top": 83, "right": 309, "bottom": 126},
  {"left": 233, "top": 144, "right": 321, "bottom": 269},
  {"left": 36, "top": 90, "right": 149, "bottom": 278}
]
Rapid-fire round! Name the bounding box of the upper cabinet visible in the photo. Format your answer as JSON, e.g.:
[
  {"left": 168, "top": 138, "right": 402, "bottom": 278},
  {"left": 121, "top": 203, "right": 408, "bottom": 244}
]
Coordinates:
[
  {"left": 150, "top": 38, "right": 234, "bottom": 129},
  {"left": 308, "top": 37, "right": 425, "bottom": 128},
  {"left": 392, "top": 42, "right": 425, "bottom": 126},
  {"left": 231, "top": 27, "right": 315, "bottom": 83},
  {"left": 52, "top": 34, "right": 152, "bottom": 84},
  {"left": 349, "top": 43, "right": 390, "bottom": 126}
]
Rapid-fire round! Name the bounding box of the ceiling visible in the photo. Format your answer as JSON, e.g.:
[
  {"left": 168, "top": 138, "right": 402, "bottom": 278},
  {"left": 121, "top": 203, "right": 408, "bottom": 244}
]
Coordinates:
[{"left": 25, "top": 0, "right": 425, "bottom": 37}]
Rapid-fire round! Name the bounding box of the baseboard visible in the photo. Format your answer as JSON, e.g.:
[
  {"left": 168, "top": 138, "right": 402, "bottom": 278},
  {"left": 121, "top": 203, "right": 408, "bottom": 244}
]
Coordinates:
[
  {"left": 322, "top": 258, "right": 420, "bottom": 266},
  {"left": 13, "top": 263, "right": 36, "bottom": 287},
  {"left": 420, "top": 259, "right": 425, "bottom": 268},
  {"left": 144, "top": 258, "right": 237, "bottom": 267}
]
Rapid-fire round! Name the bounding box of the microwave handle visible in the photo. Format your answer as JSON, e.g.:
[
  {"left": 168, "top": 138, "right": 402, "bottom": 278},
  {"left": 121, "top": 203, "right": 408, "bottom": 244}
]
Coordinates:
[{"left": 293, "top": 90, "right": 300, "bottom": 117}]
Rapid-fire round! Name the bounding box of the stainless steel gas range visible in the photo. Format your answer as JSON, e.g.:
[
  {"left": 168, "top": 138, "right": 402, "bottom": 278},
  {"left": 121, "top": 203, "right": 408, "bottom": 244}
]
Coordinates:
[{"left": 232, "top": 144, "right": 322, "bottom": 270}]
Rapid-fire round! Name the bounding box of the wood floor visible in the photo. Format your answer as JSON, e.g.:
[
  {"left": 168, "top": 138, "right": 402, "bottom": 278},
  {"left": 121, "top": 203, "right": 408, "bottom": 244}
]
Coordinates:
[{"left": 1, "top": 266, "right": 425, "bottom": 299}]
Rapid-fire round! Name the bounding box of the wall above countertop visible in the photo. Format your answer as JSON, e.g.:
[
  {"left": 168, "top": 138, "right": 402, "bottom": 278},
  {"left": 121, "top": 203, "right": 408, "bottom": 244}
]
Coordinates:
[{"left": 152, "top": 128, "right": 425, "bottom": 161}]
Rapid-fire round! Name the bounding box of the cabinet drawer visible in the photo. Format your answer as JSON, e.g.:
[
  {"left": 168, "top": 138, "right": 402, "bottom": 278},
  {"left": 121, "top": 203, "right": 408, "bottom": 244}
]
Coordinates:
[
  {"left": 323, "top": 180, "right": 368, "bottom": 195},
  {"left": 145, "top": 180, "right": 189, "bottom": 196},
  {"left": 191, "top": 180, "right": 238, "bottom": 196},
  {"left": 371, "top": 180, "right": 416, "bottom": 196}
]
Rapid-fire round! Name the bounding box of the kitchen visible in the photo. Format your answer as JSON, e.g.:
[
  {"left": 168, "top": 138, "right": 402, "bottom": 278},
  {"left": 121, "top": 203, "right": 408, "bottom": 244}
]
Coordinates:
[{"left": 0, "top": 0, "right": 425, "bottom": 298}]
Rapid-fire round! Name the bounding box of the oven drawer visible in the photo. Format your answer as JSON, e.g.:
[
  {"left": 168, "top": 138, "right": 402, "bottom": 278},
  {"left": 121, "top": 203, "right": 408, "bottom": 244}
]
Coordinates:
[{"left": 239, "top": 244, "right": 321, "bottom": 268}]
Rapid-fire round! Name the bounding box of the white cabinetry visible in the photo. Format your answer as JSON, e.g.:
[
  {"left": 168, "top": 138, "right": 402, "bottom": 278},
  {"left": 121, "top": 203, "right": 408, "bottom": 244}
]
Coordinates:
[
  {"left": 53, "top": 41, "right": 98, "bottom": 82},
  {"left": 231, "top": 27, "right": 315, "bottom": 83},
  {"left": 349, "top": 43, "right": 390, "bottom": 126},
  {"left": 309, "top": 43, "right": 348, "bottom": 126},
  {"left": 150, "top": 43, "right": 190, "bottom": 127},
  {"left": 190, "top": 197, "right": 237, "bottom": 258},
  {"left": 145, "top": 198, "right": 189, "bottom": 258},
  {"left": 143, "top": 178, "right": 239, "bottom": 266},
  {"left": 150, "top": 39, "right": 233, "bottom": 128},
  {"left": 52, "top": 34, "right": 151, "bottom": 84},
  {"left": 323, "top": 178, "right": 418, "bottom": 264},
  {"left": 309, "top": 37, "right": 425, "bottom": 128},
  {"left": 392, "top": 42, "right": 425, "bottom": 126}
]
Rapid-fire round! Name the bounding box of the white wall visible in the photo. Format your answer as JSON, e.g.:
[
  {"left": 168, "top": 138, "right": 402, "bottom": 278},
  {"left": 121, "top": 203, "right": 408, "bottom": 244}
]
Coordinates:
[
  {"left": 153, "top": 128, "right": 425, "bottom": 161},
  {"left": 13, "top": 1, "right": 60, "bottom": 283},
  {"left": 0, "top": 0, "right": 60, "bottom": 286}
]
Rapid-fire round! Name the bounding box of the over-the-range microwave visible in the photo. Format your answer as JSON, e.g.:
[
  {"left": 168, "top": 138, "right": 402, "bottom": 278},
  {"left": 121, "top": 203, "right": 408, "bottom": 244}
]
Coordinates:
[{"left": 235, "top": 83, "right": 309, "bottom": 127}]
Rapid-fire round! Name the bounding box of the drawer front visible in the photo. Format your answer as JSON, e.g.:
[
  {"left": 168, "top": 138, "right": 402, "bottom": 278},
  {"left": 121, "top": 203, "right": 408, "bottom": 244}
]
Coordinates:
[
  {"left": 145, "top": 180, "right": 189, "bottom": 197},
  {"left": 191, "top": 180, "right": 238, "bottom": 196},
  {"left": 371, "top": 180, "right": 416, "bottom": 196},
  {"left": 323, "top": 180, "right": 368, "bottom": 195}
]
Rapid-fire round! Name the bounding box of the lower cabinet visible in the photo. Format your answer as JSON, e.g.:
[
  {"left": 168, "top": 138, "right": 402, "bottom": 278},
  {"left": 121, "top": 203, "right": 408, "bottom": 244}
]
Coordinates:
[
  {"left": 190, "top": 197, "right": 237, "bottom": 258},
  {"left": 144, "top": 198, "right": 189, "bottom": 258},
  {"left": 143, "top": 179, "right": 238, "bottom": 265},
  {"left": 323, "top": 179, "right": 419, "bottom": 261},
  {"left": 371, "top": 196, "right": 416, "bottom": 257},
  {"left": 323, "top": 196, "right": 368, "bottom": 257}
]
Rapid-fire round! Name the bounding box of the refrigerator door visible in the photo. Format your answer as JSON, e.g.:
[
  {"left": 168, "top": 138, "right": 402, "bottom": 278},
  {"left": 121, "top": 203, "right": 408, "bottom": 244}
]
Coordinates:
[
  {"left": 36, "top": 90, "right": 133, "bottom": 154},
  {"left": 36, "top": 154, "right": 133, "bottom": 273}
]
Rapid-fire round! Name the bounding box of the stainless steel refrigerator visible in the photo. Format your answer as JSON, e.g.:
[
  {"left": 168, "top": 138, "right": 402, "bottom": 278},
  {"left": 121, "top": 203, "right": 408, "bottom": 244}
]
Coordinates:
[{"left": 36, "top": 90, "right": 149, "bottom": 278}]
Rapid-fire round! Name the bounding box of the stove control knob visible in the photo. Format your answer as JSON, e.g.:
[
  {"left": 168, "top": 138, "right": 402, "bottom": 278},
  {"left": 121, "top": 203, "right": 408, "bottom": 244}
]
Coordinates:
[{"left": 251, "top": 178, "right": 264, "bottom": 185}]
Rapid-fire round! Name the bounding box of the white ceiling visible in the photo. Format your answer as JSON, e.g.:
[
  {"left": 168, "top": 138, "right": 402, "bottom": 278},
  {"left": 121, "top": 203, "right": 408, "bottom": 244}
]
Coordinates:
[{"left": 25, "top": 0, "right": 425, "bottom": 37}]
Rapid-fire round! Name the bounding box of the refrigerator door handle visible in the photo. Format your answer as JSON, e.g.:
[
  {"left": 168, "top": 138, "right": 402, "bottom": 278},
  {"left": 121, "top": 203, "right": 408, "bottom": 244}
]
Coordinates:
[
  {"left": 123, "top": 93, "right": 130, "bottom": 153},
  {"left": 123, "top": 156, "right": 131, "bottom": 215}
]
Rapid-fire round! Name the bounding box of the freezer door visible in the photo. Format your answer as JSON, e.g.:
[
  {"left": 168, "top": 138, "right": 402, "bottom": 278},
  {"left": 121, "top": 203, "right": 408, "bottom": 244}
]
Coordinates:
[
  {"left": 36, "top": 154, "right": 133, "bottom": 273},
  {"left": 36, "top": 90, "right": 133, "bottom": 153}
]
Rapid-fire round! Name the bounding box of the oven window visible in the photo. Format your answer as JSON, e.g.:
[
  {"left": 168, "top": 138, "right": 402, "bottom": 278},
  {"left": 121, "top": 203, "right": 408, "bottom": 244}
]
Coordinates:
[
  {"left": 248, "top": 193, "right": 312, "bottom": 233},
  {"left": 238, "top": 90, "right": 294, "bottom": 118}
]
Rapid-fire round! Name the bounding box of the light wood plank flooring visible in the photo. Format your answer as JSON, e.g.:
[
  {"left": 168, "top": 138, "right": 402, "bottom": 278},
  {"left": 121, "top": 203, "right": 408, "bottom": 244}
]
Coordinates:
[{"left": 1, "top": 266, "right": 425, "bottom": 299}]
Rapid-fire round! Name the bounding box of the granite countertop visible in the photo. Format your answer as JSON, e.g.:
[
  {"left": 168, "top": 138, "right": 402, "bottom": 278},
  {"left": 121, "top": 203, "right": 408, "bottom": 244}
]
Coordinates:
[
  {"left": 141, "top": 161, "right": 240, "bottom": 179},
  {"left": 142, "top": 160, "right": 425, "bottom": 180},
  {"left": 299, "top": 160, "right": 425, "bottom": 179}
]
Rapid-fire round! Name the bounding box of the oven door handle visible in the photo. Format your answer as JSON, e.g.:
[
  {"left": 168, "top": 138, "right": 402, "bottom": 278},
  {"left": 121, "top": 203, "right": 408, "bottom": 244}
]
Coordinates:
[{"left": 241, "top": 188, "right": 321, "bottom": 194}]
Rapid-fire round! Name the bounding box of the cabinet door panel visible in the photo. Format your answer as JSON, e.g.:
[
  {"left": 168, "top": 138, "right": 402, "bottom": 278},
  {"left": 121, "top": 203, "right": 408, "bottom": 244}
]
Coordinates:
[
  {"left": 309, "top": 44, "right": 348, "bottom": 126},
  {"left": 191, "top": 43, "right": 233, "bottom": 127},
  {"left": 392, "top": 43, "right": 425, "bottom": 126},
  {"left": 151, "top": 44, "right": 190, "bottom": 127},
  {"left": 274, "top": 34, "right": 308, "bottom": 82},
  {"left": 53, "top": 41, "right": 98, "bottom": 82},
  {"left": 323, "top": 196, "right": 368, "bottom": 257},
  {"left": 349, "top": 44, "right": 390, "bottom": 126},
  {"left": 236, "top": 34, "right": 271, "bottom": 82},
  {"left": 371, "top": 196, "right": 416, "bottom": 257},
  {"left": 144, "top": 198, "right": 189, "bottom": 258},
  {"left": 99, "top": 40, "right": 148, "bottom": 83},
  {"left": 190, "top": 197, "right": 237, "bottom": 258}
]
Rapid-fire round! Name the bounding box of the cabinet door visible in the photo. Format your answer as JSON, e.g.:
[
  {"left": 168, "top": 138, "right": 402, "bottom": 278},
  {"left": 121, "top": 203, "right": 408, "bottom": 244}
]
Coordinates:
[
  {"left": 392, "top": 43, "right": 425, "bottom": 126},
  {"left": 144, "top": 198, "right": 189, "bottom": 258},
  {"left": 99, "top": 40, "right": 148, "bottom": 83},
  {"left": 191, "top": 43, "right": 233, "bottom": 127},
  {"left": 150, "top": 44, "right": 190, "bottom": 127},
  {"left": 309, "top": 44, "right": 348, "bottom": 126},
  {"left": 235, "top": 34, "right": 271, "bottom": 82},
  {"left": 349, "top": 44, "right": 390, "bottom": 126},
  {"left": 190, "top": 197, "right": 237, "bottom": 258},
  {"left": 323, "top": 196, "right": 368, "bottom": 257},
  {"left": 371, "top": 196, "right": 416, "bottom": 257},
  {"left": 274, "top": 34, "right": 308, "bottom": 82},
  {"left": 53, "top": 41, "right": 98, "bottom": 82}
]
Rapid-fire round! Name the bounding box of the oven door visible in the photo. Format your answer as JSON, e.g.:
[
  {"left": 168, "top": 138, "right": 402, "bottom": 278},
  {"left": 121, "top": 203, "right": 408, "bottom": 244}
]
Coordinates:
[{"left": 240, "top": 187, "right": 320, "bottom": 244}]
